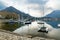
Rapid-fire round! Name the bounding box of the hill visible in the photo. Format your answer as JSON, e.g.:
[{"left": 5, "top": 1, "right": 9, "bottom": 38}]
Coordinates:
[
  {"left": 1, "top": 6, "right": 33, "bottom": 20},
  {"left": 46, "top": 10, "right": 60, "bottom": 18},
  {"left": 45, "top": 10, "right": 60, "bottom": 28}
]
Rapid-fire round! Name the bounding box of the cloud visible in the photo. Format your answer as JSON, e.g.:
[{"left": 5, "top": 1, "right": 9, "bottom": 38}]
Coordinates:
[
  {"left": 27, "top": 0, "right": 47, "bottom": 11},
  {"left": 29, "top": 9, "right": 43, "bottom": 17},
  {"left": 26, "top": 0, "right": 60, "bottom": 17},
  {"left": 26, "top": 0, "right": 48, "bottom": 5},
  {"left": 0, "top": 1, "right": 6, "bottom": 10},
  {"left": 25, "top": 0, "right": 54, "bottom": 17},
  {"left": 0, "top": 0, "right": 19, "bottom": 6},
  {"left": 0, "top": 0, "right": 28, "bottom": 12},
  {"left": 46, "top": 0, "right": 60, "bottom": 10},
  {"left": 0, "top": 0, "right": 60, "bottom": 17}
]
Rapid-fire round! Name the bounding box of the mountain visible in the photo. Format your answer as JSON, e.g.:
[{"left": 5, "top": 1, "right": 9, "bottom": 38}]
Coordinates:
[
  {"left": 45, "top": 10, "right": 60, "bottom": 28},
  {"left": 46, "top": 10, "right": 60, "bottom": 18},
  {"left": 0, "top": 6, "right": 33, "bottom": 20},
  {"left": 0, "top": 6, "right": 34, "bottom": 31},
  {"left": 0, "top": 11, "right": 19, "bottom": 19},
  {"left": 2, "top": 6, "right": 30, "bottom": 16}
]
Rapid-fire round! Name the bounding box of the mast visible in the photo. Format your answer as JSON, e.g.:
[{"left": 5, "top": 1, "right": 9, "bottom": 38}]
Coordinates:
[{"left": 42, "top": 5, "right": 45, "bottom": 27}]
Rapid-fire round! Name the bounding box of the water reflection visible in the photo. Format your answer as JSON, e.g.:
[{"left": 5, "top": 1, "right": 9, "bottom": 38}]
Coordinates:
[
  {"left": 0, "top": 22, "right": 24, "bottom": 31},
  {"left": 0, "top": 20, "right": 60, "bottom": 39},
  {"left": 13, "top": 21, "right": 60, "bottom": 40},
  {"left": 45, "top": 21, "right": 60, "bottom": 28}
]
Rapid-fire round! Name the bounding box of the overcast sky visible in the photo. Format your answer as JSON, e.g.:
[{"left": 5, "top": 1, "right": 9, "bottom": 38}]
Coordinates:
[{"left": 0, "top": 0, "right": 60, "bottom": 17}]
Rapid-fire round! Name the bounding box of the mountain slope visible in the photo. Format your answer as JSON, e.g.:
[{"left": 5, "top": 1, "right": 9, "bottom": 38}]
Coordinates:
[
  {"left": 2, "top": 6, "right": 31, "bottom": 16},
  {"left": 0, "top": 11, "right": 18, "bottom": 19},
  {"left": 46, "top": 10, "right": 60, "bottom": 18},
  {"left": 45, "top": 10, "right": 60, "bottom": 28},
  {"left": 0, "top": 6, "right": 33, "bottom": 20}
]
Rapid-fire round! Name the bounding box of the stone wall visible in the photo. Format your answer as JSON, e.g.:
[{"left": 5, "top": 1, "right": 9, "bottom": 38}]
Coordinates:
[{"left": 0, "top": 29, "right": 55, "bottom": 40}]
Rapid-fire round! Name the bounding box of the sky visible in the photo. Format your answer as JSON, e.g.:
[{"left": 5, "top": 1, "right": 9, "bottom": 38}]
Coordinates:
[{"left": 0, "top": 0, "right": 60, "bottom": 17}]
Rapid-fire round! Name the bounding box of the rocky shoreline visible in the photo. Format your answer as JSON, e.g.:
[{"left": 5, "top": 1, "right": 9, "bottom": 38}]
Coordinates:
[{"left": 0, "top": 29, "right": 55, "bottom": 40}]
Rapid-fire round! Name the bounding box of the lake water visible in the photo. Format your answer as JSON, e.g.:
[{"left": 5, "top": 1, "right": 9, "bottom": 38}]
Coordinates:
[
  {"left": 13, "top": 21, "right": 60, "bottom": 40},
  {"left": 0, "top": 20, "right": 60, "bottom": 40}
]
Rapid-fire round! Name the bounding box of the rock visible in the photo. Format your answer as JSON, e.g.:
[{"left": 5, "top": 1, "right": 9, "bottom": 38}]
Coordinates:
[{"left": 0, "top": 29, "right": 56, "bottom": 40}]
